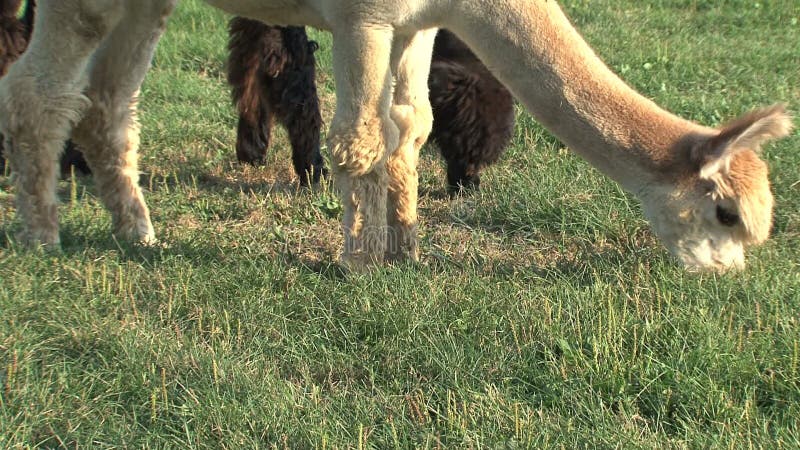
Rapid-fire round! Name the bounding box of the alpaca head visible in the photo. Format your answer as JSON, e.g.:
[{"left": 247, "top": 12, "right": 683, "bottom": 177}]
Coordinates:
[{"left": 640, "top": 105, "right": 793, "bottom": 271}]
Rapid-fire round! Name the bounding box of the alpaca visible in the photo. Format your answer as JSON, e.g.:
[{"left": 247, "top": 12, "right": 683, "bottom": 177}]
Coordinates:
[
  {"left": 228, "top": 24, "right": 514, "bottom": 194},
  {"left": 0, "top": 0, "right": 792, "bottom": 272},
  {"left": 0, "top": 0, "right": 32, "bottom": 174},
  {"left": 0, "top": 0, "right": 29, "bottom": 75},
  {"left": 0, "top": 0, "right": 90, "bottom": 177},
  {"left": 428, "top": 29, "right": 515, "bottom": 194},
  {"left": 227, "top": 17, "right": 327, "bottom": 186}
]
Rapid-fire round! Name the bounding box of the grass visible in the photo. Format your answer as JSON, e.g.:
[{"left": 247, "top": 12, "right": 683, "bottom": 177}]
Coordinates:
[{"left": 1, "top": 0, "right": 799, "bottom": 448}]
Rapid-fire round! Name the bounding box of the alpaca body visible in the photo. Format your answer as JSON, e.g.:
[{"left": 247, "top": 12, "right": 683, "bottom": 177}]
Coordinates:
[
  {"left": 229, "top": 25, "right": 514, "bottom": 194},
  {"left": 0, "top": 0, "right": 791, "bottom": 270}
]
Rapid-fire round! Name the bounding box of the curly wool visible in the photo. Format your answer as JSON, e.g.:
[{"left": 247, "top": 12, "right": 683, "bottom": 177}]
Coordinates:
[{"left": 227, "top": 18, "right": 326, "bottom": 186}]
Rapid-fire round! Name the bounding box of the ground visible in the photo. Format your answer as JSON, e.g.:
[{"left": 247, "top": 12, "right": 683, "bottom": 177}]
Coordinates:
[{"left": 1, "top": 0, "right": 798, "bottom": 447}]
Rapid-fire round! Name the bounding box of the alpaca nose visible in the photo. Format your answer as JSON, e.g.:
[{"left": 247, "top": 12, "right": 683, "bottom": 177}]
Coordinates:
[
  {"left": 722, "top": 251, "right": 746, "bottom": 271},
  {"left": 715, "top": 240, "right": 746, "bottom": 272},
  {"left": 677, "top": 239, "right": 745, "bottom": 272},
  {"left": 706, "top": 246, "right": 746, "bottom": 272}
]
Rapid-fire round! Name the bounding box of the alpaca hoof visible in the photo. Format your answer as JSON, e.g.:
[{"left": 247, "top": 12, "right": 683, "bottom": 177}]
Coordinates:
[
  {"left": 384, "top": 248, "right": 419, "bottom": 265},
  {"left": 235, "top": 139, "right": 267, "bottom": 166},
  {"left": 112, "top": 220, "right": 156, "bottom": 246},
  {"left": 313, "top": 165, "right": 330, "bottom": 184},
  {"left": 385, "top": 228, "right": 419, "bottom": 263},
  {"left": 15, "top": 229, "right": 61, "bottom": 251},
  {"left": 138, "top": 233, "right": 159, "bottom": 247},
  {"left": 138, "top": 235, "right": 168, "bottom": 250},
  {"left": 338, "top": 251, "right": 383, "bottom": 274},
  {"left": 237, "top": 151, "right": 266, "bottom": 166},
  {"left": 113, "top": 232, "right": 158, "bottom": 247}
]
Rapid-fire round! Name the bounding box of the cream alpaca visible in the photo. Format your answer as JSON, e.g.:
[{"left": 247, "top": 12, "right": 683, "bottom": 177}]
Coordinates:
[{"left": 0, "top": 0, "right": 792, "bottom": 271}]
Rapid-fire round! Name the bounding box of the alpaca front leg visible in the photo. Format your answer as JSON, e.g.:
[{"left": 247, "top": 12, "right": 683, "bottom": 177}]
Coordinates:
[
  {"left": 71, "top": 4, "right": 175, "bottom": 244},
  {"left": 385, "top": 30, "right": 437, "bottom": 262},
  {"left": 73, "top": 98, "right": 155, "bottom": 243},
  {"left": 328, "top": 26, "right": 397, "bottom": 270},
  {"left": 0, "top": 0, "right": 125, "bottom": 246},
  {"left": 3, "top": 135, "right": 63, "bottom": 246}
]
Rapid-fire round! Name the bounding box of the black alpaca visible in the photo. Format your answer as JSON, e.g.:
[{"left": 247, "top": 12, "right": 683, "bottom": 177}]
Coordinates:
[
  {"left": 227, "top": 18, "right": 327, "bottom": 186},
  {"left": 428, "top": 29, "right": 515, "bottom": 194},
  {"left": 228, "top": 25, "right": 514, "bottom": 193},
  {"left": 0, "top": 0, "right": 89, "bottom": 177}
]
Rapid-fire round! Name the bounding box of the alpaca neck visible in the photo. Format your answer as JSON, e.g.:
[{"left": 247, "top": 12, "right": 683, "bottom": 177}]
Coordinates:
[{"left": 445, "top": 0, "right": 710, "bottom": 193}]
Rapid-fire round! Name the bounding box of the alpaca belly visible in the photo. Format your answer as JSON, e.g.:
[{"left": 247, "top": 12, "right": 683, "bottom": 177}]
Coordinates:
[
  {"left": 203, "top": 0, "right": 325, "bottom": 28},
  {"left": 205, "top": 0, "right": 436, "bottom": 31}
]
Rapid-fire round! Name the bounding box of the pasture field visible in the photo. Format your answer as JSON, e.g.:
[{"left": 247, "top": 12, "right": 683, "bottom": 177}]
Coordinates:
[{"left": 1, "top": 0, "right": 799, "bottom": 447}]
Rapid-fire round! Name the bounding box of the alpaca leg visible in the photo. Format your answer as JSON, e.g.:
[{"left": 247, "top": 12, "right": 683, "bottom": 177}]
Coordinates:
[
  {"left": 278, "top": 67, "right": 326, "bottom": 186},
  {"left": 0, "top": 1, "right": 125, "bottom": 246},
  {"left": 284, "top": 97, "right": 326, "bottom": 186},
  {"left": 70, "top": 2, "right": 176, "bottom": 243},
  {"left": 235, "top": 108, "right": 273, "bottom": 165},
  {"left": 328, "top": 26, "right": 397, "bottom": 269},
  {"left": 446, "top": 157, "right": 480, "bottom": 195},
  {"left": 385, "top": 30, "right": 437, "bottom": 262},
  {"left": 228, "top": 17, "right": 274, "bottom": 165},
  {"left": 59, "top": 141, "right": 91, "bottom": 178}
]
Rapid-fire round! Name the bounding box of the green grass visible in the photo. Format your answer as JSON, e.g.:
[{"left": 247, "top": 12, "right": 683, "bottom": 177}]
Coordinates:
[{"left": 1, "top": 1, "right": 799, "bottom": 448}]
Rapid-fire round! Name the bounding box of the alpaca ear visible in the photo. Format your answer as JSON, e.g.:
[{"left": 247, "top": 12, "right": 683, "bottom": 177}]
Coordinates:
[{"left": 694, "top": 104, "right": 793, "bottom": 179}]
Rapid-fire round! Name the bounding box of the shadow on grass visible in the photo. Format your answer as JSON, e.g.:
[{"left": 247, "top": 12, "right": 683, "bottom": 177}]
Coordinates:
[
  {"left": 0, "top": 209, "right": 642, "bottom": 289},
  {"left": 3, "top": 159, "right": 660, "bottom": 284},
  {"left": 12, "top": 219, "right": 350, "bottom": 280},
  {"left": 144, "top": 168, "right": 308, "bottom": 196}
]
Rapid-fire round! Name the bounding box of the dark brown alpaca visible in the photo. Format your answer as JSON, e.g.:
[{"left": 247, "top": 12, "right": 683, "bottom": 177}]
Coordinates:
[
  {"left": 0, "top": 0, "right": 28, "bottom": 76},
  {"left": 228, "top": 18, "right": 327, "bottom": 186},
  {"left": 0, "top": 0, "right": 89, "bottom": 176},
  {"left": 428, "top": 29, "right": 515, "bottom": 194},
  {"left": 228, "top": 25, "right": 514, "bottom": 193}
]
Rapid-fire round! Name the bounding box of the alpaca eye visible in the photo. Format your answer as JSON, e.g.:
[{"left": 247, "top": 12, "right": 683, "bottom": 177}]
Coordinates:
[
  {"left": 699, "top": 179, "right": 717, "bottom": 195},
  {"left": 716, "top": 205, "right": 740, "bottom": 227}
]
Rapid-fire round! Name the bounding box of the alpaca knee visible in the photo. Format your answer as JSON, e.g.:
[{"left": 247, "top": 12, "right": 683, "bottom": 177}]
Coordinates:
[
  {"left": 62, "top": 0, "right": 126, "bottom": 40},
  {"left": 417, "top": 104, "right": 434, "bottom": 146},
  {"left": 390, "top": 102, "right": 433, "bottom": 152},
  {"left": 328, "top": 116, "right": 398, "bottom": 177},
  {"left": 0, "top": 73, "right": 89, "bottom": 148}
]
